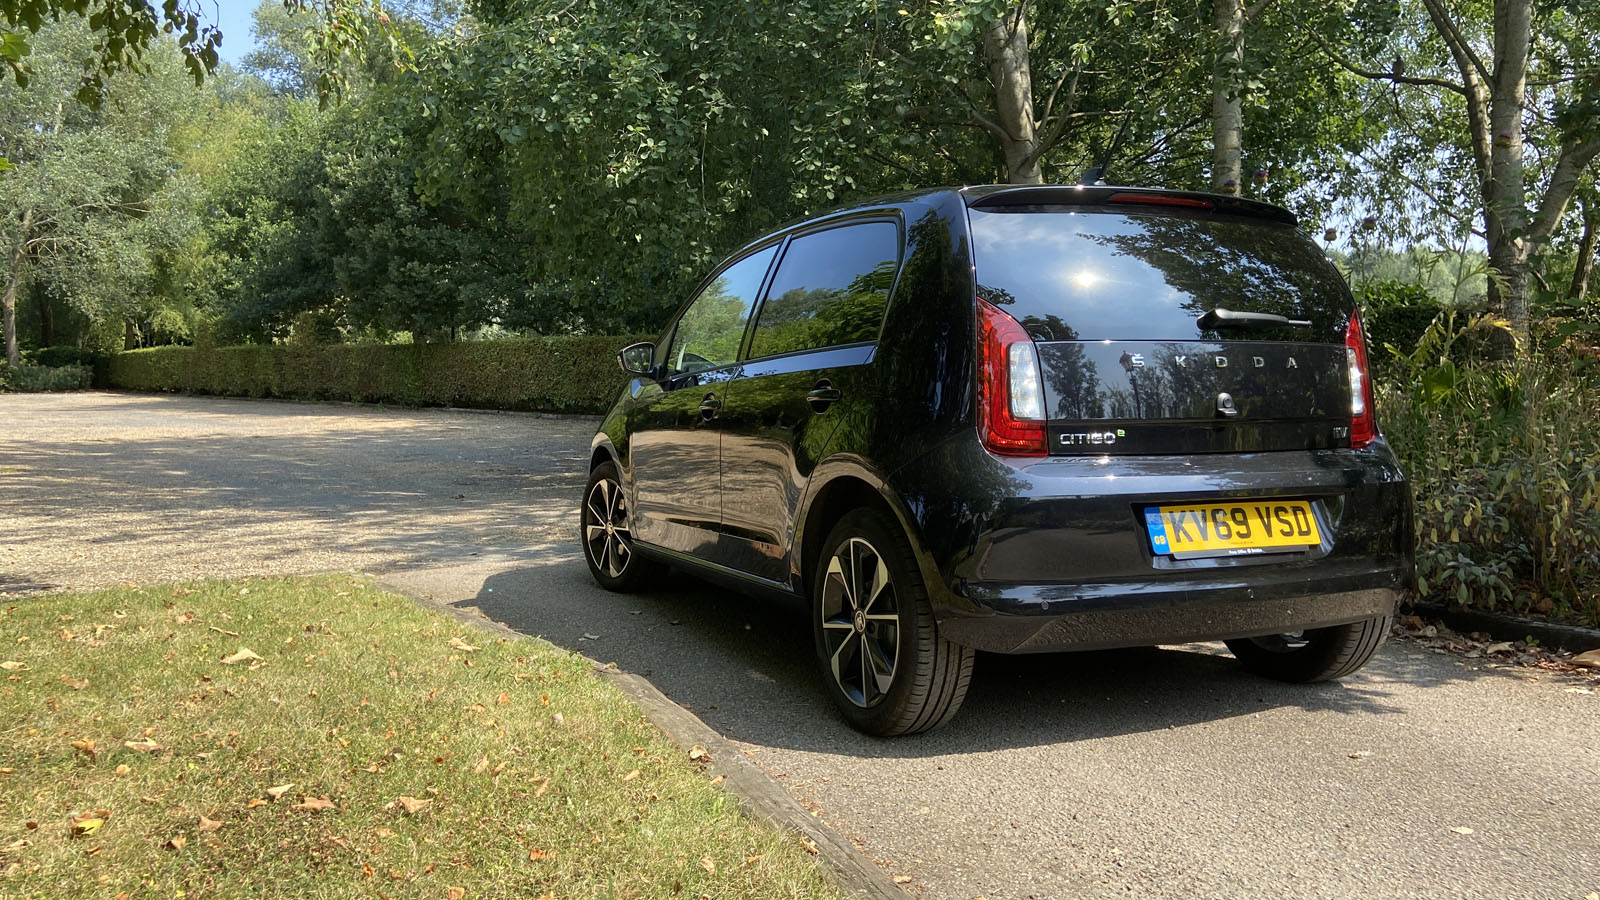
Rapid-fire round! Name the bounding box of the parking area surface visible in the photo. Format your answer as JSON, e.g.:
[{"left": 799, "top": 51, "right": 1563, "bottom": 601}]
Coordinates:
[{"left": 8, "top": 392, "right": 1598, "bottom": 899}]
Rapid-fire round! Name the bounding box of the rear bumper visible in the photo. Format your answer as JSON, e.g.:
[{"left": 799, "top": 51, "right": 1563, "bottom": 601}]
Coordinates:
[
  {"left": 938, "top": 580, "right": 1402, "bottom": 653},
  {"left": 890, "top": 438, "right": 1414, "bottom": 653}
]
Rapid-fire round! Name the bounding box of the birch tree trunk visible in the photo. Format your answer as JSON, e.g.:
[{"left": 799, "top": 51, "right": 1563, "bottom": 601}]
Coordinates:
[
  {"left": 1211, "top": 0, "right": 1246, "bottom": 195},
  {"left": 1483, "top": 0, "right": 1532, "bottom": 331},
  {"left": 980, "top": 5, "right": 1044, "bottom": 185}
]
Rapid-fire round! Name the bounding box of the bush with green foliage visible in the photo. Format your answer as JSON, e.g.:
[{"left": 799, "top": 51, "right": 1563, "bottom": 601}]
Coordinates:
[
  {"left": 1356, "top": 280, "right": 1446, "bottom": 373},
  {"left": 106, "top": 335, "right": 650, "bottom": 414},
  {"left": 22, "top": 346, "right": 109, "bottom": 385},
  {"left": 1379, "top": 315, "right": 1600, "bottom": 625},
  {"left": 1, "top": 363, "right": 93, "bottom": 392}
]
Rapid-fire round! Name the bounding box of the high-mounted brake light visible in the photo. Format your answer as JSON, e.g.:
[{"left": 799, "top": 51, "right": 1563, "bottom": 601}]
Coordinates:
[
  {"left": 976, "top": 299, "right": 1047, "bottom": 456},
  {"left": 1345, "top": 311, "right": 1377, "bottom": 449},
  {"left": 1105, "top": 192, "right": 1215, "bottom": 210}
]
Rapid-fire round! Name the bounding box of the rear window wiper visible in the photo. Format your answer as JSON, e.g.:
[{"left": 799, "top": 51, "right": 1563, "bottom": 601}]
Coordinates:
[{"left": 1197, "top": 307, "right": 1312, "bottom": 329}]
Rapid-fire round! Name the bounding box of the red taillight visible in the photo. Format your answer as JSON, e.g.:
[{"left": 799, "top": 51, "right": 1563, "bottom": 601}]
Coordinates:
[
  {"left": 976, "top": 299, "right": 1047, "bottom": 456},
  {"left": 1105, "top": 192, "right": 1215, "bottom": 210},
  {"left": 1345, "top": 311, "right": 1377, "bottom": 448}
]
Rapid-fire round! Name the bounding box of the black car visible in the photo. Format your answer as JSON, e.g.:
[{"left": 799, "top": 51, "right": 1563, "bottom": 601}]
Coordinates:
[{"left": 582, "top": 185, "right": 1413, "bottom": 736}]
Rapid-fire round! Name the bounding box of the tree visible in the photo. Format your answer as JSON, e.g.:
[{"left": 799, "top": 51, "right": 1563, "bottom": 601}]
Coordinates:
[
  {"left": 0, "top": 21, "right": 201, "bottom": 363},
  {"left": 1314, "top": 0, "right": 1600, "bottom": 343}
]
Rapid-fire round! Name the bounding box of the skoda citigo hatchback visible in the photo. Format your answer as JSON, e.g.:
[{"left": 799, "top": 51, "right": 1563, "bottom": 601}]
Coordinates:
[{"left": 582, "top": 185, "right": 1414, "bottom": 736}]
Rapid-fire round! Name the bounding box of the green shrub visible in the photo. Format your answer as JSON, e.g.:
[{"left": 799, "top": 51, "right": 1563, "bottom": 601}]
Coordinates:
[
  {"left": 106, "top": 335, "right": 651, "bottom": 414},
  {"left": 1356, "top": 280, "right": 1446, "bottom": 374},
  {"left": 1, "top": 363, "right": 94, "bottom": 392},
  {"left": 22, "top": 347, "right": 110, "bottom": 387},
  {"left": 1380, "top": 315, "right": 1600, "bottom": 626}
]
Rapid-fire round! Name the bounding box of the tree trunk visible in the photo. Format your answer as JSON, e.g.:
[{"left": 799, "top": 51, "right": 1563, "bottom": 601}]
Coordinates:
[
  {"left": 2, "top": 265, "right": 19, "bottom": 368},
  {"left": 1569, "top": 201, "right": 1597, "bottom": 303},
  {"left": 1483, "top": 0, "right": 1533, "bottom": 336},
  {"left": 980, "top": 5, "right": 1044, "bottom": 184},
  {"left": 124, "top": 319, "right": 139, "bottom": 351},
  {"left": 1210, "top": 0, "right": 1246, "bottom": 195},
  {"left": 3, "top": 209, "right": 30, "bottom": 367},
  {"left": 35, "top": 284, "right": 54, "bottom": 348}
]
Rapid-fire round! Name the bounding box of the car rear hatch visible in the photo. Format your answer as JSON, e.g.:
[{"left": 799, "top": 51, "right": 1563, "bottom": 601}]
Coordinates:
[{"left": 967, "top": 187, "right": 1359, "bottom": 456}]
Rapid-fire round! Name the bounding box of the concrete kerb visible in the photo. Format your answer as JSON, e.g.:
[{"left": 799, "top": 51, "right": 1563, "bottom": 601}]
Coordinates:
[{"left": 380, "top": 573, "right": 909, "bottom": 900}]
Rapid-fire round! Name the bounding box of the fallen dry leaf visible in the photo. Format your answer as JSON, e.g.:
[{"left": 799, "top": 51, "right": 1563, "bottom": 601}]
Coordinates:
[
  {"left": 1573, "top": 649, "right": 1600, "bottom": 670},
  {"left": 1450, "top": 826, "right": 1475, "bottom": 835},
  {"left": 71, "top": 739, "right": 96, "bottom": 760},
  {"left": 69, "top": 817, "right": 104, "bottom": 838},
  {"left": 265, "top": 784, "right": 295, "bottom": 801},
  {"left": 527, "top": 848, "right": 549, "bottom": 862},
  {"left": 688, "top": 745, "right": 711, "bottom": 763},
  {"left": 197, "top": 815, "right": 222, "bottom": 833},
  {"left": 60, "top": 676, "right": 89, "bottom": 690},
  {"left": 395, "top": 796, "right": 430, "bottom": 815},
  {"left": 245, "top": 797, "right": 268, "bottom": 809},
  {"left": 621, "top": 769, "right": 640, "bottom": 782},
  {"left": 220, "top": 648, "right": 262, "bottom": 665},
  {"left": 497, "top": 692, "right": 510, "bottom": 706},
  {"left": 2, "top": 839, "right": 30, "bottom": 853},
  {"left": 208, "top": 626, "right": 241, "bottom": 638},
  {"left": 534, "top": 777, "right": 550, "bottom": 797},
  {"left": 123, "top": 739, "right": 162, "bottom": 753},
  {"left": 293, "top": 796, "right": 336, "bottom": 812},
  {"left": 471, "top": 756, "right": 489, "bottom": 775},
  {"left": 114, "top": 765, "right": 130, "bottom": 776},
  {"left": 445, "top": 637, "right": 479, "bottom": 653},
  {"left": 446, "top": 887, "right": 465, "bottom": 900},
  {"left": 163, "top": 836, "right": 186, "bottom": 851},
  {"left": 710, "top": 775, "right": 725, "bottom": 786},
  {"left": 699, "top": 856, "right": 716, "bottom": 875},
  {"left": 893, "top": 875, "right": 913, "bottom": 884},
  {"left": 0, "top": 661, "right": 27, "bottom": 671}
]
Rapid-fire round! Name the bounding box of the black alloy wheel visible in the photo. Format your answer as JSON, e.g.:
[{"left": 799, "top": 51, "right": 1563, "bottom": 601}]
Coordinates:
[
  {"left": 812, "top": 508, "right": 974, "bottom": 736},
  {"left": 819, "top": 535, "right": 902, "bottom": 709},
  {"left": 581, "top": 461, "right": 663, "bottom": 591}
]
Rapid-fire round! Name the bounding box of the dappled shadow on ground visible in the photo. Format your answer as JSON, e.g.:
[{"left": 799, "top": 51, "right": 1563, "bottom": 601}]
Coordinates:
[
  {"left": 454, "top": 558, "right": 1535, "bottom": 757},
  {"left": 1, "top": 393, "right": 596, "bottom": 589}
]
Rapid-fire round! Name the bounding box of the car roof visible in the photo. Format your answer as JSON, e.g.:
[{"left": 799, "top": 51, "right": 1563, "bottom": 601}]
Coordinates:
[{"left": 959, "top": 184, "right": 1298, "bottom": 226}]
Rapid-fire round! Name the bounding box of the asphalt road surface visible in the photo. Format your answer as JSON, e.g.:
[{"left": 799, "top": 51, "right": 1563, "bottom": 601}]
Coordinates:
[{"left": 10, "top": 393, "right": 1598, "bottom": 899}]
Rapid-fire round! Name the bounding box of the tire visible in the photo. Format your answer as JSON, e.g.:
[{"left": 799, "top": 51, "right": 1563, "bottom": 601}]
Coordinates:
[
  {"left": 580, "top": 461, "right": 665, "bottom": 592},
  {"left": 811, "top": 508, "right": 974, "bottom": 736},
  {"left": 1224, "top": 615, "right": 1392, "bottom": 683}
]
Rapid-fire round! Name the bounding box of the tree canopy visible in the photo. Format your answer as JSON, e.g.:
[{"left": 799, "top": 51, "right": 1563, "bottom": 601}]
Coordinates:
[{"left": 1, "top": 0, "right": 1596, "bottom": 362}]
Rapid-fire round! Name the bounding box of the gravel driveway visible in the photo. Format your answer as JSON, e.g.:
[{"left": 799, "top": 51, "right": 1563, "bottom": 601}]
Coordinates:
[
  {"left": 9, "top": 391, "right": 1598, "bottom": 899},
  {"left": 2, "top": 392, "right": 593, "bottom": 593}
]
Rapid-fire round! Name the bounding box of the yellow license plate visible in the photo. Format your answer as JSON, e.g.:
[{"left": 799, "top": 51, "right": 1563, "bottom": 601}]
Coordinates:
[{"left": 1144, "top": 500, "right": 1320, "bottom": 558}]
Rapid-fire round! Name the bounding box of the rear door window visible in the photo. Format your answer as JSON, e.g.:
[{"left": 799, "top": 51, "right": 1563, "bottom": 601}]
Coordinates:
[
  {"left": 666, "top": 245, "right": 777, "bottom": 375},
  {"left": 746, "top": 221, "right": 899, "bottom": 359},
  {"left": 968, "top": 208, "right": 1349, "bottom": 342}
]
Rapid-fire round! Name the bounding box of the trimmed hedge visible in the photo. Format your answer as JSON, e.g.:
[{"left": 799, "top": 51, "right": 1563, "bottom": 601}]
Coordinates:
[{"left": 107, "top": 335, "right": 650, "bottom": 414}]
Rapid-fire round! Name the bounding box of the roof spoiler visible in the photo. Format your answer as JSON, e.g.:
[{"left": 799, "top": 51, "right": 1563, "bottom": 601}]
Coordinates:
[{"left": 965, "top": 185, "right": 1297, "bottom": 226}]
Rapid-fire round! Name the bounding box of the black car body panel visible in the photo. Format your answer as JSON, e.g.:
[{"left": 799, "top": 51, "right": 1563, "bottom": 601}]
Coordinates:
[{"left": 590, "top": 184, "right": 1413, "bottom": 657}]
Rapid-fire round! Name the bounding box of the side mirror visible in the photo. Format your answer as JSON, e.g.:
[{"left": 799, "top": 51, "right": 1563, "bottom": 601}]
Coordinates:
[{"left": 617, "top": 341, "right": 656, "bottom": 377}]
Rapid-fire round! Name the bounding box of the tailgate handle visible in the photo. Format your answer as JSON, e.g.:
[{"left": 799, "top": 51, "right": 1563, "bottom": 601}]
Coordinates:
[
  {"left": 1198, "top": 307, "right": 1311, "bottom": 329},
  {"left": 806, "top": 381, "right": 842, "bottom": 413}
]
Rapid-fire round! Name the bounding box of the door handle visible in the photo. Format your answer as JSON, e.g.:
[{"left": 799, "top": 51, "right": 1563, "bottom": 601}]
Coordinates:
[
  {"left": 806, "top": 381, "right": 842, "bottom": 414},
  {"left": 699, "top": 392, "right": 721, "bottom": 419}
]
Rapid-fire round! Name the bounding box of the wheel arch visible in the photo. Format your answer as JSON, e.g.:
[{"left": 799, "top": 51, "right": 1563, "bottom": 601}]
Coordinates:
[{"left": 792, "top": 463, "right": 941, "bottom": 604}]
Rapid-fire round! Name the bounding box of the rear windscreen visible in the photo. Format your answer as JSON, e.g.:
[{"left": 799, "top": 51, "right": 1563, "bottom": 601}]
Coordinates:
[{"left": 968, "top": 207, "right": 1350, "bottom": 342}]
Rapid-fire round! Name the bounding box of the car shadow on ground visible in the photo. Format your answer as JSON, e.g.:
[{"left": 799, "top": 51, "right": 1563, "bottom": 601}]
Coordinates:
[{"left": 455, "top": 558, "right": 1519, "bottom": 757}]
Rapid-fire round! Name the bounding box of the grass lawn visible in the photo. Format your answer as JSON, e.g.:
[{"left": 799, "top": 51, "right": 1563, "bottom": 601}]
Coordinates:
[{"left": 0, "top": 576, "right": 844, "bottom": 899}]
